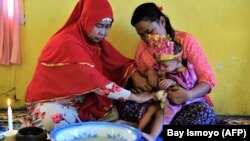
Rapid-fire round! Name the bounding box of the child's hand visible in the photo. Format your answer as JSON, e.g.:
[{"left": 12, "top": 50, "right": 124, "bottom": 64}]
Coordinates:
[
  {"left": 146, "top": 69, "right": 158, "bottom": 88},
  {"left": 158, "top": 79, "right": 176, "bottom": 90}
]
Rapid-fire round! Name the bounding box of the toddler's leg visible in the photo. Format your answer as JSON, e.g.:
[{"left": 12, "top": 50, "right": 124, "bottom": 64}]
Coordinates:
[
  {"left": 138, "top": 103, "right": 160, "bottom": 130},
  {"left": 150, "top": 110, "right": 163, "bottom": 138},
  {"left": 142, "top": 110, "right": 163, "bottom": 141}
]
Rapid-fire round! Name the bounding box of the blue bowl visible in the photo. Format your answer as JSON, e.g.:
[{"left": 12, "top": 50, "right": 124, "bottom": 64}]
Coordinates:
[{"left": 50, "top": 121, "right": 142, "bottom": 141}]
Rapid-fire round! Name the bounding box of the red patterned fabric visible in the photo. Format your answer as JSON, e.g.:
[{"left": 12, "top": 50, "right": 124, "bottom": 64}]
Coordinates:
[{"left": 25, "top": 0, "right": 135, "bottom": 120}]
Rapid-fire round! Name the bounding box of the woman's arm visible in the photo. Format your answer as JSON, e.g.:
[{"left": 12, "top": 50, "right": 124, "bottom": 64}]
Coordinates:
[
  {"left": 188, "top": 82, "right": 211, "bottom": 98},
  {"left": 94, "top": 82, "right": 154, "bottom": 103},
  {"left": 181, "top": 32, "right": 216, "bottom": 89},
  {"left": 167, "top": 82, "right": 210, "bottom": 104},
  {"left": 166, "top": 32, "right": 216, "bottom": 104}
]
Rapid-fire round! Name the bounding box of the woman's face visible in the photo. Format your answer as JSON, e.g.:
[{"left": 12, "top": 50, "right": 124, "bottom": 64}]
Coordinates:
[
  {"left": 88, "top": 20, "right": 112, "bottom": 43},
  {"left": 134, "top": 17, "right": 166, "bottom": 44}
]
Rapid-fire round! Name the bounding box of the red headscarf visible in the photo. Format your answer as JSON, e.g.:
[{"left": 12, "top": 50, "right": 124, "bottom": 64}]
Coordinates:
[{"left": 25, "top": 0, "right": 136, "bottom": 120}]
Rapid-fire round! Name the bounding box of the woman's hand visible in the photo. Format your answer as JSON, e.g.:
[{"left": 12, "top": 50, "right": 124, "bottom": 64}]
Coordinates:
[
  {"left": 128, "top": 92, "right": 155, "bottom": 103},
  {"left": 131, "top": 71, "right": 152, "bottom": 93},
  {"left": 167, "top": 86, "right": 191, "bottom": 105},
  {"left": 167, "top": 82, "right": 211, "bottom": 105},
  {"left": 146, "top": 69, "right": 158, "bottom": 88},
  {"left": 158, "top": 79, "right": 176, "bottom": 90}
]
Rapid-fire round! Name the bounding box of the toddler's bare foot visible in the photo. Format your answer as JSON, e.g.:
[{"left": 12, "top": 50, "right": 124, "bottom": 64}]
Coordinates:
[{"left": 142, "top": 132, "right": 155, "bottom": 141}]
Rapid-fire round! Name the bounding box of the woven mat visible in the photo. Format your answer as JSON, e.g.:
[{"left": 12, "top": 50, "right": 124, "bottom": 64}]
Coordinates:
[
  {"left": 0, "top": 110, "right": 249, "bottom": 128},
  {"left": 0, "top": 110, "right": 30, "bottom": 130},
  {"left": 0, "top": 110, "right": 30, "bottom": 122},
  {"left": 217, "top": 118, "right": 250, "bottom": 125}
]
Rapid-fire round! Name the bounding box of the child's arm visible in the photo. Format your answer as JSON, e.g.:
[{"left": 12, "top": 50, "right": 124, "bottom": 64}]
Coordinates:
[
  {"left": 138, "top": 69, "right": 158, "bottom": 88},
  {"left": 145, "top": 69, "right": 158, "bottom": 88}
]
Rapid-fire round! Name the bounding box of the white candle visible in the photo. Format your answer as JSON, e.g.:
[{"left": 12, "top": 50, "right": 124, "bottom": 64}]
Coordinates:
[{"left": 7, "top": 98, "right": 13, "bottom": 131}]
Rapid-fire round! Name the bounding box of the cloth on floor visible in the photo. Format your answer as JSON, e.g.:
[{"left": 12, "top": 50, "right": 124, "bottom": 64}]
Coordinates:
[{"left": 0, "top": 109, "right": 30, "bottom": 130}]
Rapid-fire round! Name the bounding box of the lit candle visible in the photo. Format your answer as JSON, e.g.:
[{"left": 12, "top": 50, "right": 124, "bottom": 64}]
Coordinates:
[{"left": 7, "top": 98, "right": 13, "bottom": 131}]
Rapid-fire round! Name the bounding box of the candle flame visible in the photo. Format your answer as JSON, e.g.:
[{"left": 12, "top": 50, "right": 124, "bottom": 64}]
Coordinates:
[{"left": 7, "top": 98, "right": 11, "bottom": 106}]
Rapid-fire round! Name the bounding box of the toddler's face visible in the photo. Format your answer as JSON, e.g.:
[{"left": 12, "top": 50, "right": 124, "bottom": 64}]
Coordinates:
[{"left": 158, "top": 59, "right": 178, "bottom": 73}]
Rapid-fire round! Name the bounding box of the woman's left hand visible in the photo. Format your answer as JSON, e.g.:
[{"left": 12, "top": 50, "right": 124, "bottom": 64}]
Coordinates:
[{"left": 167, "top": 86, "right": 191, "bottom": 105}]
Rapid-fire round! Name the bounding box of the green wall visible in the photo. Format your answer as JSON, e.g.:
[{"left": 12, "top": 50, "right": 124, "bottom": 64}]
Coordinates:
[{"left": 0, "top": 0, "right": 249, "bottom": 115}]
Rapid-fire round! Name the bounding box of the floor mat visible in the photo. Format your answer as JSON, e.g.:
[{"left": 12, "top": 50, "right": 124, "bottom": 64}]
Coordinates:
[
  {"left": 0, "top": 109, "right": 250, "bottom": 130},
  {"left": 0, "top": 109, "right": 30, "bottom": 130},
  {"left": 216, "top": 117, "right": 250, "bottom": 125}
]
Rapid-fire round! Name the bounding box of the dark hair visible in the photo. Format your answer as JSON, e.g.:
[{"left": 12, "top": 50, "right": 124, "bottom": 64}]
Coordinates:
[
  {"left": 131, "top": 2, "right": 182, "bottom": 54},
  {"left": 173, "top": 43, "right": 182, "bottom": 55},
  {"left": 131, "top": 3, "right": 175, "bottom": 39}
]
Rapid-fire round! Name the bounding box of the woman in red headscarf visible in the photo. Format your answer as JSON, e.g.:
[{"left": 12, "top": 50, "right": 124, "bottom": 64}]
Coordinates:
[{"left": 24, "top": 0, "right": 154, "bottom": 131}]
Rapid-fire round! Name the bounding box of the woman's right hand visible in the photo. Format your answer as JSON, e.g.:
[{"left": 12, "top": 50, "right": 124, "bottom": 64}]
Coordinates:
[
  {"left": 167, "top": 86, "right": 190, "bottom": 104},
  {"left": 128, "top": 92, "right": 155, "bottom": 103}
]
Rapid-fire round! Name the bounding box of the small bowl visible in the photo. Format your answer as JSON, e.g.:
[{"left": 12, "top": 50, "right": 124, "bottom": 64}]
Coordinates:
[
  {"left": 16, "top": 127, "right": 47, "bottom": 141},
  {"left": 0, "top": 127, "right": 7, "bottom": 140},
  {"left": 50, "top": 121, "right": 142, "bottom": 141}
]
